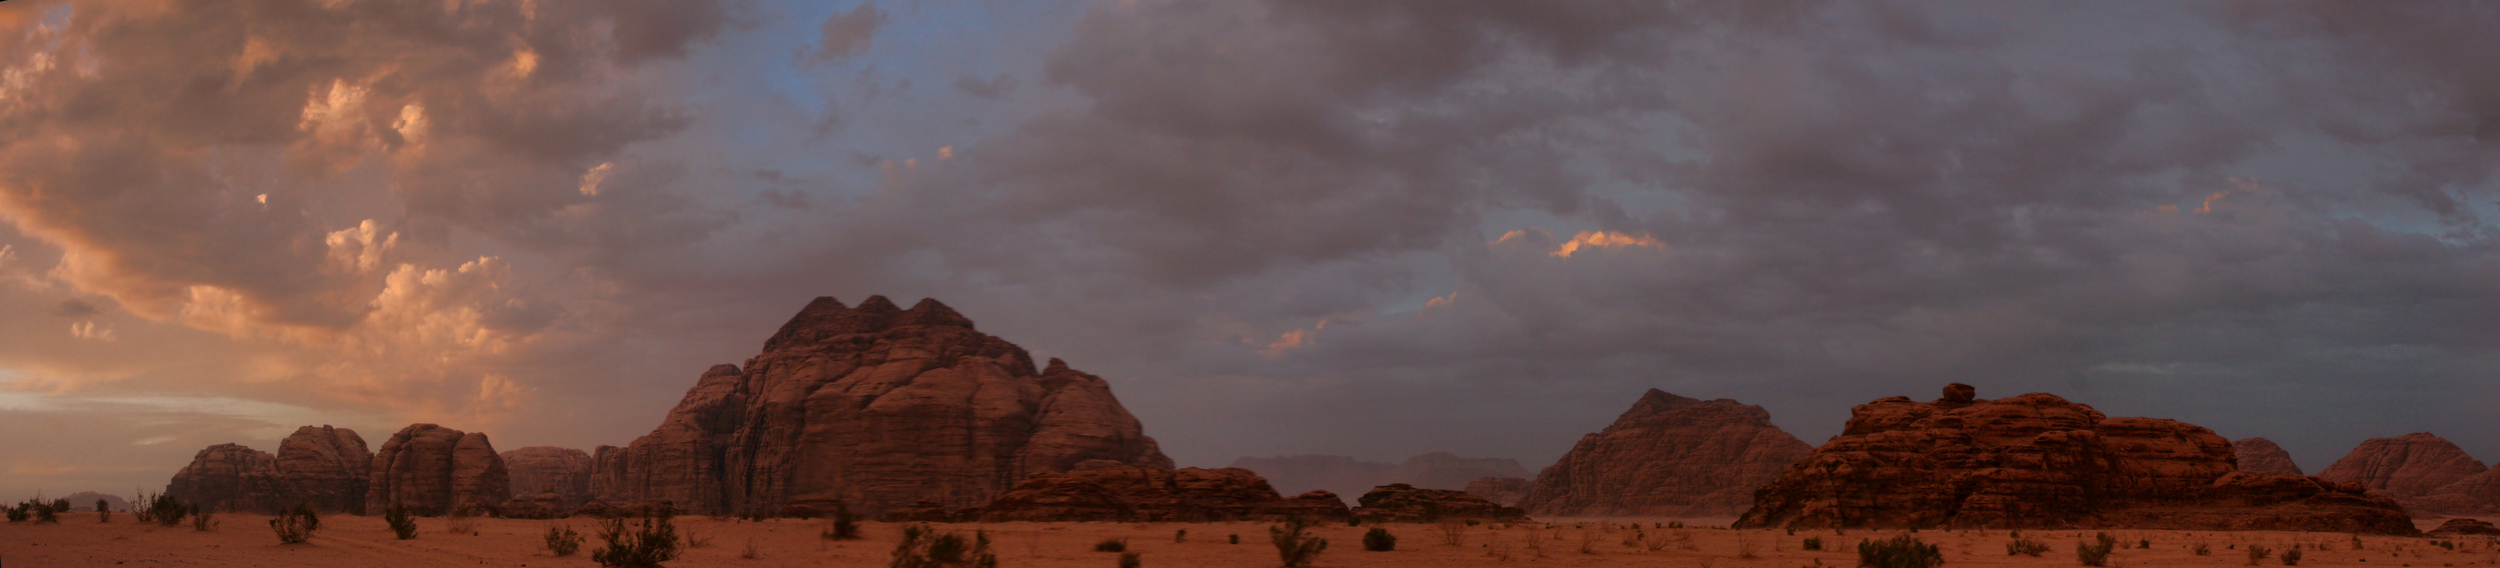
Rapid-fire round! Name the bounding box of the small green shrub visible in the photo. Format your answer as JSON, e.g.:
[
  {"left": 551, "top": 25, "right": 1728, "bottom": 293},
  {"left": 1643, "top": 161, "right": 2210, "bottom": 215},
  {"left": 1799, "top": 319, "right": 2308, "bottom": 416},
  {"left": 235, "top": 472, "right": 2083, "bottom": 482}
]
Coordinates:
[
  {"left": 593, "top": 515, "right": 682, "bottom": 568},
  {"left": 1271, "top": 518, "right": 1329, "bottom": 568},
  {"left": 2007, "top": 536, "right": 2050, "bottom": 557},
  {"left": 890, "top": 524, "right": 998, "bottom": 568},
  {"left": 269, "top": 503, "right": 320, "bottom": 544},
  {"left": 1802, "top": 536, "right": 1823, "bottom": 551},
  {"left": 1856, "top": 535, "right": 1943, "bottom": 568},
  {"left": 2077, "top": 539, "right": 2114, "bottom": 566},
  {"left": 546, "top": 524, "right": 584, "bottom": 557},
  {"left": 1363, "top": 527, "right": 1396, "bottom": 551},
  {"left": 386, "top": 506, "right": 419, "bottom": 540}
]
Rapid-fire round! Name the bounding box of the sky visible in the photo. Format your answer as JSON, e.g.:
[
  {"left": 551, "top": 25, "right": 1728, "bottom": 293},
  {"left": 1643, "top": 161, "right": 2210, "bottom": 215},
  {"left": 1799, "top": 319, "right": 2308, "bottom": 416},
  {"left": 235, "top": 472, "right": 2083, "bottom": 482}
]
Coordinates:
[{"left": 0, "top": 0, "right": 2495, "bottom": 499}]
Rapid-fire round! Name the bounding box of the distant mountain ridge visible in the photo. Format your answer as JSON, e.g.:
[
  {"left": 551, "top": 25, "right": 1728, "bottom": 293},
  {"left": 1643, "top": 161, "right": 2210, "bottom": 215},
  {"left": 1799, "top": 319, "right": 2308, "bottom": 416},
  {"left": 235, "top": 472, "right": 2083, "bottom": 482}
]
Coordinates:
[{"left": 1229, "top": 452, "right": 1530, "bottom": 505}]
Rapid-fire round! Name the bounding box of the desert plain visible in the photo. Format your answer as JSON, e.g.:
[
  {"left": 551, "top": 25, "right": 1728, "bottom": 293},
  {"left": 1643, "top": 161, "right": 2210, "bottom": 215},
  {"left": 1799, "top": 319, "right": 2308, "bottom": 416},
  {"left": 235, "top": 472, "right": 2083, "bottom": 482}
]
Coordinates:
[{"left": 0, "top": 514, "right": 2492, "bottom": 567}]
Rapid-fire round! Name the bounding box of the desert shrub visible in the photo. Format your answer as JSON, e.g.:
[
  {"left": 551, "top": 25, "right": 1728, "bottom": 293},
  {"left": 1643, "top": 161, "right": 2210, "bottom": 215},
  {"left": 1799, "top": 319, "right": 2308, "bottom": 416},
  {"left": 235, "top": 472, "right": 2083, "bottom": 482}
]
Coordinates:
[
  {"left": 890, "top": 524, "right": 998, "bottom": 568},
  {"left": 1803, "top": 536, "right": 1824, "bottom": 551},
  {"left": 96, "top": 499, "right": 111, "bottom": 523},
  {"left": 4, "top": 503, "right": 26, "bottom": 523},
  {"left": 593, "top": 515, "right": 683, "bottom": 568},
  {"left": 446, "top": 508, "right": 479, "bottom": 535},
  {"left": 684, "top": 527, "right": 713, "bottom": 548},
  {"left": 50, "top": 498, "right": 67, "bottom": 513},
  {"left": 1229, "top": 534, "right": 1240, "bottom": 545},
  {"left": 270, "top": 503, "right": 320, "bottom": 544},
  {"left": 191, "top": 509, "right": 217, "bottom": 531},
  {"left": 1347, "top": 516, "right": 1361, "bottom": 526},
  {"left": 1094, "top": 538, "right": 1128, "bottom": 552},
  {"left": 1270, "top": 518, "right": 1329, "bottom": 568},
  {"left": 2246, "top": 544, "right": 2272, "bottom": 566},
  {"left": 1174, "top": 529, "right": 1187, "bottom": 543},
  {"left": 2008, "top": 536, "right": 2050, "bottom": 557},
  {"left": 546, "top": 524, "right": 584, "bottom": 556},
  {"left": 2280, "top": 548, "right": 2302, "bottom": 566},
  {"left": 1363, "top": 527, "right": 1396, "bottom": 551},
  {"left": 2350, "top": 533, "right": 2364, "bottom": 550},
  {"left": 740, "top": 537, "right": 760, "bottom": 559},
  {"left": 2094, "top": 532, "right": 2117, "bottom": 549},
  {"left": 386, "top": 506, "right": 419, "bottom": 539},
  {"left": 1117, "top": 551, "right": 1141, "bottom": 568},
  {"left": 26, "top": 499, "right": 58, "bottom": 524},
  {"left": 1437, "top": 518, "right": 1467, "bottom": 546},
  {"left": 2193, "top": 542, "right": 2212, "bottom": 556},
  {"left": 823, "top": 511, "right": 863, "bottom": 540},
  {"left": 138, "top": 492, "right": 191, "bottom": 527},
  {"left": 2077, "top": 539, "right": 2114, "bottom": 566},
  {"left": 1856, "top": 535, "right": 1944, "bottom": 568},
  {"left": 2139, "top": 538, "right": 2151, "bottom": 549}
]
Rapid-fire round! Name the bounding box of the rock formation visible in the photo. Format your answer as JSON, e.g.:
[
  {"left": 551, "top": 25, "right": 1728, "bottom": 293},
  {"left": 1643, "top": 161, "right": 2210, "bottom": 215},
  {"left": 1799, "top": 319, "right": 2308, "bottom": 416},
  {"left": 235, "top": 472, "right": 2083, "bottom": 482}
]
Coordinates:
[
  {"left": 1228, "top": 452, "right": 1531, "bottom": 505},
  {"left": 274, "top": 425, "right": 372, "bottom": 513},
  {"left": 366, "top": 424, "right": 510, "bottom": 515},
  {"left": 2319, "top": 432, "right": 2488, "bottom": 511},
  {"left": 2232, "top": 437, "right": 2303, "bottom": 476},
  {"left": 1351, "top": 483, "right": 1530, "bottom": 523},
  {"left": 1734, "top": 384, "right": 2419, "bottom": 535},
  {"left": 1463, "top": 476, "right": 1532, "bottom": 507},
  {"left": 2427, "top": 517, "right": 2500, "bottom": 537},
  {"left": 589, "top": 296, "right": 1171, "bottom": 515},
  {"left": 502, "top": 447, "right": 594, "bottom": 507},
  {"left": 2417, "top": 466, "right": 2500, "bottom": 515},
  {"left": 59, "top": 492, "right": 130, "bottom": 513},
  {"left": 968, "top": 460, "right": 1350, "bottom": 522},
  {"left": 165, "top": 444, "right": 281, "bottom": 513},
  {"left": 1519, "top": 389, "right": 1811, "bottom": 518}
]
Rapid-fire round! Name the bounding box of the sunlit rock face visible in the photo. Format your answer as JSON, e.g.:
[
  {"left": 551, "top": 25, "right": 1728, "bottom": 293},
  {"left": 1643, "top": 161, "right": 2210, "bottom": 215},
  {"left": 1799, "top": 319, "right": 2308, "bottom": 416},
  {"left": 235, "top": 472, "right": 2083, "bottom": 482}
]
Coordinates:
[
  {"left": 501, "top": 446, "right": 594, "bottom": 508},
  {"left": 166, "top": 443, "right": 282, "bottom": 513},
  {"left": 365, "top": 423, "right": 509, "bottom": 515},
  {"left": 164, "top": 425, "right": 372, "bottom": 514},
  {"left": 588, "top": 296, "right": 1171, "bottom": 515},
  {"left": 1735, "top": 384, "right": 2418, "bottom": 535},
  {"left": 1520, "top": 389, "right": 1811, "bottom": 518}
]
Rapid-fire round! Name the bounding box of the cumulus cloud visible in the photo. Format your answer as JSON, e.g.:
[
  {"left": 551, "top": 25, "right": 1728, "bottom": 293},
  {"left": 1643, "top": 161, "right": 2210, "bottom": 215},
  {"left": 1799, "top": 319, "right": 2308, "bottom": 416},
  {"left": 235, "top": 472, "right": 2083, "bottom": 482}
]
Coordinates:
[{"left": 807, "top": 2, "right": 888, "bottom": 67}]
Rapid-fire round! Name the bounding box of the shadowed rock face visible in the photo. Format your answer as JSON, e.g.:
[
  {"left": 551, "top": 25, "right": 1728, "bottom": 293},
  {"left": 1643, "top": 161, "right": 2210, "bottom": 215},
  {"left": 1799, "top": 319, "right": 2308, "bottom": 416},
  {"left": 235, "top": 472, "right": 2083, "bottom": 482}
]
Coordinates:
[
  {"left": 1463, "top": 476, "right": 1532, "bottom": 507},
  {"left": 1228, "top": 452, "right": 1528, "bottom": 505},
  {"left": 2232, "top": 437, "right": 2304, "bottom": 476},
  {"left": 2319, "top": 432, "right": 2488, "bottom": 512},
  {"left": 366, "top": 424, "right": 509, "bottom": 515},
  {"left": 1735, "top": 384, "right": 2419, "bottom": 535},
  {"left": 501, "top": 446, "right": 594, "bottom": 508},
  {"left": 1519, "top": 389, "right": 1811, "bottom": 518},
  {"left": 2418, "top": 466, "right": 2500, "bottom": 515},
  {"left": 1352, "top": 483, "right": 1529, "bottom": 523},
  {"left": 589, "top": 296, "right": 1171, "bottom": 515},
  {"left": 164, "top": 425, "right": 374, "bottom": 514},
  {"left": 969, "top": 460, "right": 1349, "bottom": 522}
]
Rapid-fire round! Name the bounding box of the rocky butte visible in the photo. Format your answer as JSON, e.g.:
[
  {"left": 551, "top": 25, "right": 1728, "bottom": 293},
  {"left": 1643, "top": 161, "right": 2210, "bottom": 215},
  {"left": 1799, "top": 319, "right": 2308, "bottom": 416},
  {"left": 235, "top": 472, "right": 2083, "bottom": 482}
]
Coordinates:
[
  {"left": 165, "top": 425, "right": 375, "bottom": 514},
  {"left": 1519, "top": 389, "right": 1811, "bottom": 518},
  {"left": 1227, "top": 452, "right": 1529, "bottom": 505},
  {"left": 588, "top": 296, "right": 1171, "bottom": 515},
  {"left": 2318, "top": 432, "right": 2489, "bottom": 513},
  {"left": 366, "top": 424, "right": 510, "bottom": 515},
  {"left": 1734, "top": 384, "right": 2418, "bottom": 535}
]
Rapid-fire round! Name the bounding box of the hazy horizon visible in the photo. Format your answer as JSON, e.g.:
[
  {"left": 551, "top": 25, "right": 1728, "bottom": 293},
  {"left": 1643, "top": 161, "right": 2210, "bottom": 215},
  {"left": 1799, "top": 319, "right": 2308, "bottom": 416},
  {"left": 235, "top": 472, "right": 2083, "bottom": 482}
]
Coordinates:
[{"left": 0, "top": 0, "right": 2495, "bottom": 500}]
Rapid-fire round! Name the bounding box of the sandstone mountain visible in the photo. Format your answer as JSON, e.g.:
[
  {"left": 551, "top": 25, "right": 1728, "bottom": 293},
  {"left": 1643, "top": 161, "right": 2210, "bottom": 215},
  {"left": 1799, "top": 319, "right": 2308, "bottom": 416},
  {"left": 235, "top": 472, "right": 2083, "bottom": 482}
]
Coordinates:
[
  {"left": 366, "top": 424, "right": 509, "bottom": 515},
  {"left": 1734, "top": 384, "right": 2418, "bottom": 534},
  {"left": 1519, "top": 389, "right": 1810, "bottom": 518},
  {"left": 968, "top": 460, "right": 1349, "bottom": 522},
  {"left": 1463, "top": 476, "right": 1531, "bottom": 507},
  {"left": 1228, "top": 452, "right": 1530, "bottom": 505},
  {"left": 2417, "top": 466, "right": 2500, "bottom": 515},
  {"left": 2231, "top": 437, "right": 2303, "bottom": 476},
  {"left": 166, "top": 425, "right": 377, "bottom": 514},
  {"left": 588, "top": 296, "right": 1171, "bottom": 515},
  {"left": 2318, "top": 432, "right": 2488, "bottom": 510},
  {"left": 501, "top": 446, "right": 594, "bottom": 507}
]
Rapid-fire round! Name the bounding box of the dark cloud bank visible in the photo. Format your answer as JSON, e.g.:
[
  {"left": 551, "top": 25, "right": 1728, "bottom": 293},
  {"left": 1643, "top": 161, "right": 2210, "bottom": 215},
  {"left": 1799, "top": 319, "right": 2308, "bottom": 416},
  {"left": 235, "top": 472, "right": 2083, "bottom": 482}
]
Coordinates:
[{"left": 0, "top": 0, "right": 2492, "bottom": 497}]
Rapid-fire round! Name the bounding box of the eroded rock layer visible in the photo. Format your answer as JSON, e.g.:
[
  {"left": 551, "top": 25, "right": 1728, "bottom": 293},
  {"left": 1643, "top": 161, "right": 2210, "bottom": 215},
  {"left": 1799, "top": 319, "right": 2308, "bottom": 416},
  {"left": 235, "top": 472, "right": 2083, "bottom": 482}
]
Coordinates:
[
  {"left": 2232, "top": 437, "right": 2304, "bottom": 476},
  {"left": 1352, "top": 483, "right": 1530, "bottom": 523},
  {"left": 1519, "top": 389, "right": 1810, "bottom": 518},
  {"left": 970, "top": 460, "right": 1349, "bottom": 522},
  {"left": 502, "top": 446, "right": 594, "bottom": 508},
  {"left": 366, "top": 424, "right": 510, "bottom": 515},
  {"left": 165, "top": 425, "right": 376, "bottom": 514},
  {"left": 166, "top": 444, "right": 281, "bottom": 513},
  {"left": 589, "top": 296, "right": 1171, "bottom": 515},
  {"left": 2417, "top": 466, "right": 2500, "bottom": 515},
  {"left": 1733, "top": 384, "right": 2418, "bottom": 534}
]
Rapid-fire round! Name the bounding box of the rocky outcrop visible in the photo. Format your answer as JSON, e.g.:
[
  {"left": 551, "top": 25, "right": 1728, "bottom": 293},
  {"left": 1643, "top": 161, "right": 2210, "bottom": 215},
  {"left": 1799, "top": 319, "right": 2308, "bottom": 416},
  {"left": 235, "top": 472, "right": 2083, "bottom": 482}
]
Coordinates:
[
  {"left": 2417, "top": 466, "right": 2500, "bottom": 515},
  {"left": 1228, "top": 452, "right": 1531, "bottom": 505},
  {"left": 970, "top": 461, "right": 1350, "bottom": 522},
  {"left": 2319, "top": 432, "right": 2488, "bottom": 511},
  {"left": 589, "top": 296, "right": 1171, "bottom": 515},
  {"left": 2427, "top": 517, "right": 2500, "bottom": 537},
  {"left": 366, "top": 424, "right": 510, "bottom": 515},
  {"left": 1519, "top": 389, "right": 1811, "bottom": 518},
  {"left": 166, "top": 444, "right": 281, "bottom": 513},
  {"left": 274, "top": 425, "right": 372, "bottom": 513},
  {"left": 1352, "top": 484, "right": 1530, "bottom": 523},
  {"left": 2232, "top": 437, "right": 2303, "bottom": 476},
  {"left": 59, "top": 492, "right": 130, "bottom": 513},
  {"left": 1463, "top": 477, "right": 1532, "bottom": 508},
  {"left": 1734, "top": 384, "right": 2419, "bottom": 535},
  {"left": 502, "top": 447, "right": 594, "bottom": 508}
]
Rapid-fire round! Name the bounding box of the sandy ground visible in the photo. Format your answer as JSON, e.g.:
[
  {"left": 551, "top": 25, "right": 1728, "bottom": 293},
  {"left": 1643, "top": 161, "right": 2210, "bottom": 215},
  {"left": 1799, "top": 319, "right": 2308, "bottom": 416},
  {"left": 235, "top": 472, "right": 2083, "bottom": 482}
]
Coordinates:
[{"left": 1, "top": 513, "right": 2494, "bottom": 567}]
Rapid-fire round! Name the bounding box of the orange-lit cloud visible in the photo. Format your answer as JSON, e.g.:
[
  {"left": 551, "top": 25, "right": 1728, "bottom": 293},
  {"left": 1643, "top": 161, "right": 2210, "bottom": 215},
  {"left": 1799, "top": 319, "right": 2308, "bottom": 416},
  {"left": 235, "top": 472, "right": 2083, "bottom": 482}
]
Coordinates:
[{"left": 1553, "top": 231, "right": 1664, "bottom": 257}]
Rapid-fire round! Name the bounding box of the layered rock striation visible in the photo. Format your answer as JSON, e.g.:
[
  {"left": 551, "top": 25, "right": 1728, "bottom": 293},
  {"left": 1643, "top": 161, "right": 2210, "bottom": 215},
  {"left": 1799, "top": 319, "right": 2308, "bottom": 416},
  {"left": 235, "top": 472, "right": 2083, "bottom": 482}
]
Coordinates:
[
  {"left": 589, "top": 296, "right": 1172, "bottom": 515},
  {"left": 2419, "top": 467, "right": 2500, "bottom": 515},
  {"left": 502, "top": 446, "right": 595, "bottom": 507},
  {"left": 968, "top": 460, "right": 1349, "bottom": 522},
  {"left": 166, "top": 426, "right": 376, "bottom": 514},
  {"left": 366, "top": 424, "right": 510, "bottom": 515},
  {"left": 1734, "top": 384, "right": 2418, "bottom": 534},
  {"left": 1352, "top": 483, "right": 1530, "bottom": 523},
  {"left": 2319, "top": 432, "right": 2489, "bottom": 513},
  {"left": 1519, "top": 389, "right": 1810, "bottom": 518},
  {"left": 2232, "top": 437, "right": 2304, "bottom": 476}
]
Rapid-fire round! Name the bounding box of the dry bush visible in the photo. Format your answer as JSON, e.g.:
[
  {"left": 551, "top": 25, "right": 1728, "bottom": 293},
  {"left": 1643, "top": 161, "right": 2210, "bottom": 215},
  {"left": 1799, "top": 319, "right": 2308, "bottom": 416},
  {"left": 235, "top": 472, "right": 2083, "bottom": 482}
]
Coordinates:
[
  {"left": 544, "top": 524, "right": 584, "bottom": 557},
  {"left": 822, "top": 511, "right": 862, "bottom": 541},
  {"left": 269, "top": 504, "right": 320, "bottom": 544},
  {"left": 1093, "top": 538, "right": 1127, "bottom": 552},
  {"left": 386, "top": 506, "right": 419, "bottom": 539},
  {"left": 191, "top": 510, "right": 216, "bottom": 531},
  {"left": 1485, "top": 533, "right": 1513, "bottom": 562},
  {"left": 2281, "top": 548, "right": 2303, "bottom": 566},
  {"left": 2246, "top": 544, "right": 2273, "bottom": 566},
  {"left": 2007, "top": 536, "right": 2050, "bottom": 556},
  {"left": 445, "top": 509, "right": 479, "bottom": 536},
  {"left": 740, "top": 537, "right": 760, "bottom": 559},
  {"left": 1522, "top": 530, "right": 1547, "bottom": 558},
  {"left": 1269, "top": 519, "right": 1327, "bottom": 568},
  {"left": 1738, "top": 535, "right": 1761, "bottom": 559},
  {"left": 593, "top": 515, "right": 683, "bottom": 568},
  {"left": 890, "top": 524, "right": 998, "bottom": 568},
  {"left": 1437, "top": 518, "right": 1467, "bottom": 546},
  {"left": 1578, "top": 529, "right": 1600, "bottom": 554}
]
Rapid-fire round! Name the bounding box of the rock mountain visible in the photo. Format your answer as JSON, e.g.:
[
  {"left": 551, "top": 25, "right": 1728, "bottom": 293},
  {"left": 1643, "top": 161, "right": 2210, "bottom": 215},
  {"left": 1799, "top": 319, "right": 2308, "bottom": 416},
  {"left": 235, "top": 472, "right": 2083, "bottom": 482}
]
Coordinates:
[{"left": 1519, "top": 389, "right": 1811, "bottom": 518}]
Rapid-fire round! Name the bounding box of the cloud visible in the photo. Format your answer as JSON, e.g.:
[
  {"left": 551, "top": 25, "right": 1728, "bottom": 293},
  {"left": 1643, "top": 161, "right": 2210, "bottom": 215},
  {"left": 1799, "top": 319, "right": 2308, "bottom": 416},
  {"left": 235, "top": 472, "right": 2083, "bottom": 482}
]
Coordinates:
[
  {"left": 952, "top": 74, "right": 1020, "bottom": 100},
  {"left": 808, "top": 2, "right": 888, "bottom": 67}
]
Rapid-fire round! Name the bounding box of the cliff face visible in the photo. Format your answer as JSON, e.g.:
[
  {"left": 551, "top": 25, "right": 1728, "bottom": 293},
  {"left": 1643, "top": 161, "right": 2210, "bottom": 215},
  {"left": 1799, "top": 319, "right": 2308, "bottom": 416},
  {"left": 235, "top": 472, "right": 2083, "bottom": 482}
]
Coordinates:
[
  {"left": 590, "top": 296, "right": 1171, "bottom": 514},
  {"left": 365, "top": 424, "right": 509, "bottom": 515},
  {"left": 2318, "top": 432, "right": 2489, "bottom": 513},
  {"left": 1519, "top": 389, "right": 1810, "bottom": 518},
  {"left": 1734, "top": 384, "right": 2418, "bottom": 534},
  {"left": 2232, "top": 437, "right": 2304, "bottom": 476},
  {"left": 164, "top": 426, "right": 375, "bottom": 514}
]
